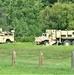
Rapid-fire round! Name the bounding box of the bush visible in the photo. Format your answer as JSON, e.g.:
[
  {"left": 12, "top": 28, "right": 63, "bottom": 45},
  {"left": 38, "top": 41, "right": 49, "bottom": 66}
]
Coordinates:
[{"left": 20, "top": 36, "right": 35, "bottom": 42}]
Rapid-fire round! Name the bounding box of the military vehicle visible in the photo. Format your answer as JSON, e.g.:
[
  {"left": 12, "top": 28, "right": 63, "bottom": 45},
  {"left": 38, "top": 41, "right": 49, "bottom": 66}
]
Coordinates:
[
  {"left": 35, "top": 29, "right": 74, "bottom": 46},
  {"left": 0, "top": 28, "right": 14, "bottom": 43}
]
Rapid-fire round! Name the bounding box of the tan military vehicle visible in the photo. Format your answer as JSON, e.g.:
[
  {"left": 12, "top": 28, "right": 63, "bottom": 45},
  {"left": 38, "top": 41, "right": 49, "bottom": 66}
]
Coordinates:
[
  {"left": 35, "top": 29, "right": 74, "bottom": 46},
  {"left": 0, "top": 28, "right": 14, "bottom": 43}
]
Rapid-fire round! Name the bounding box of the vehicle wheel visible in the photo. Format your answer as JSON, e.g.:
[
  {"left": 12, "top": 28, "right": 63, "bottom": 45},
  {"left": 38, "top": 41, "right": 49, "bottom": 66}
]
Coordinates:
[
  {"left": 6, "top": 40, "right": 11, "bottom": 44},
  {"left": 44, "top": 41, "right": 49, "bottom": 45},
  {"left": 63, "top": 40, "right": 71, "bottom": 46},
  {"left": 72, "top": 40, "right": 74, "bottom": 45}
]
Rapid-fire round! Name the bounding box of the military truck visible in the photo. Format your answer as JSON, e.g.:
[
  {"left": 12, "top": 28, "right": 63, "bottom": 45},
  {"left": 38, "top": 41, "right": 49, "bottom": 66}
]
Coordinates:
[
  {"left": 0, "top": 28, "right": 14, "bottom": 43},
  {"left": 35, "top": 29, "right": 74, "bottom": 46}
]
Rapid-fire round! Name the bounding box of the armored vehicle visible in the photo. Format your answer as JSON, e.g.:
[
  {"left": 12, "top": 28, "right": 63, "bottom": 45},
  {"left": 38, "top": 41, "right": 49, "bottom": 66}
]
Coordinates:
[
  {"left": 0, "top": 28, "right": 14, "bottom": 43},
  {"left": 35, "top": 29, "right": 74, "bottom": 46}
]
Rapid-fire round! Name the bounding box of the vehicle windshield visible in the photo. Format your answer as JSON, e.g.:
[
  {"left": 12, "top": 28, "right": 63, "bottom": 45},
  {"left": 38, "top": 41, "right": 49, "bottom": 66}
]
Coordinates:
[
  {"left": 42, "top": 33, "right": 51, "bottom": 37},
  {"left": 42, "top": 33, "right": 47, "bottom": 36}
]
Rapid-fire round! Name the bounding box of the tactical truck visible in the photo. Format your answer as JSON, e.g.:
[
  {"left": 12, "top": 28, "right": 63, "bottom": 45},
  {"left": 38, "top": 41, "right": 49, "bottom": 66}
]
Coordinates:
[
  {"left": 35, "top": 29, "right": 74, "bottom": 46},
  {"left": 0, "top": 28, "right": 14, "bottom": 43}
]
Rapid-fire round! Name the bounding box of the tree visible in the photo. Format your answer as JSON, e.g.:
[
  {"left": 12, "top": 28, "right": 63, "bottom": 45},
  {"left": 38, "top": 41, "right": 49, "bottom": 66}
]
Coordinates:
[
  {"left": 1, "top": 0, "right": 43, "bottom": 41},
  {"left": 0, "top": 0, "right": 74, "bottom": 42},
  {"left": 39, "top": 3, "right": 74, "bottom": 31}
]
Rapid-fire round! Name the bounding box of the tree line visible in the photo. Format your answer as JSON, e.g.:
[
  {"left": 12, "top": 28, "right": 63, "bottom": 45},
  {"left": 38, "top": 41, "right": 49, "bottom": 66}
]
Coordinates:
[{"left": 0, "top": 0, "right": 74, "bottom": 42}]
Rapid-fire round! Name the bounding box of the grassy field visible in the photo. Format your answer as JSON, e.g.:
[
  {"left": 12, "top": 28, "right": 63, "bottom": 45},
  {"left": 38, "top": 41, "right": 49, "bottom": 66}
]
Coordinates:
[{"left": 0, "top": 42, "right": 74, "bottom": 75}]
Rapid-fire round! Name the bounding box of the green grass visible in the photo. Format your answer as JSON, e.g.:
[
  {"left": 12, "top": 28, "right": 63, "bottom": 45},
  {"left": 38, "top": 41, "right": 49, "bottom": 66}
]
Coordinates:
[{"left": 0, "top": 42, "right": 74, "bottom": 75}]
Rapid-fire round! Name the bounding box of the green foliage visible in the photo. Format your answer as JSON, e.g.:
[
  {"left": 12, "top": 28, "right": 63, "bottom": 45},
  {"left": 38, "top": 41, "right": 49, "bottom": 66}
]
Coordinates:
[
  {"left": 39, "top": 3, "right": 74, "bottom": 30},
  {"left": 0, "top": 0, "right": 74, "bottom": 42},
  {"left": 58, "top": 0, "right": 74, "bottom": 3},
  {"left": 20, "top": 36, "right": 34, "bottom": 42}
]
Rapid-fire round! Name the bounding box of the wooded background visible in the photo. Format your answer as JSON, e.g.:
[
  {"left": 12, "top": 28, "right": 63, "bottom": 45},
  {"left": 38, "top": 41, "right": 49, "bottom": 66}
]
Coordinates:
[{"left": 0, "top": 0, "right": 74, "bottom": 42}]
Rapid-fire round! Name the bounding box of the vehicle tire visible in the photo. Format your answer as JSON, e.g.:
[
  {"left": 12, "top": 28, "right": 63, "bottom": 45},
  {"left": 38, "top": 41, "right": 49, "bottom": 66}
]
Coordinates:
[
  {"left": 63, "top": 40, "right": 71, "bottom": 46},
  {"left": 6, "top": 40, "right": 11, "bottom": 44},
  {"left": 44, "top": 41, "right": 49, "bottom": 45},
  {"left": 72, "top": 40, "right": 74, "bottom": 45}
]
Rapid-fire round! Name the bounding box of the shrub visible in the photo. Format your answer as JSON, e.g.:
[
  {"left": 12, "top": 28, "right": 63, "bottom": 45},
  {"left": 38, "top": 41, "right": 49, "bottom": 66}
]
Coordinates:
[{"left": 20, "top": 36, "right": 35, "bottom": 42}]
